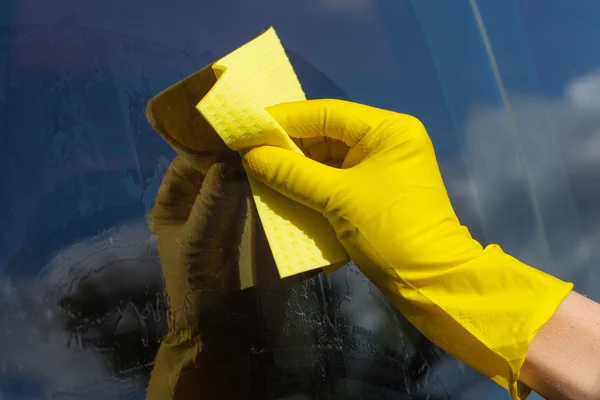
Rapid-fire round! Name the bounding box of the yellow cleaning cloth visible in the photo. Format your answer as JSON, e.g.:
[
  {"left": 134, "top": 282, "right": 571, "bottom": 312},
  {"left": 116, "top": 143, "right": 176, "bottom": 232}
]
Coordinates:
[{"left": 197, "top": 27, "right": 348, "bottom": 279}]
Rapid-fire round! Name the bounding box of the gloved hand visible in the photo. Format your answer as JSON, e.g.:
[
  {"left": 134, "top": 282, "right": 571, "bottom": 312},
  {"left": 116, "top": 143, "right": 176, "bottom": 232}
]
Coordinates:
[
  {"left": 146, "top": 155, "right": 250, "bottom": 399},
  {"left": 242, "top": 99, "right": 574, "bottom": 399}
]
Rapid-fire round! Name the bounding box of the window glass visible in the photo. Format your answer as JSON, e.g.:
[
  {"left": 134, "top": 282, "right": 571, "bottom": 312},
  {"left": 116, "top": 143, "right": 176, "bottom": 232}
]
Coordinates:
[{"left": 1, "top": 1, "right": 598, "bottom": 399}]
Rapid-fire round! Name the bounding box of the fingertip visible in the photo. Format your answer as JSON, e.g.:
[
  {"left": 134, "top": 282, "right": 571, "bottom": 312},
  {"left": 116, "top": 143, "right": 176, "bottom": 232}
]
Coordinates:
[{"left": 240, "top": 146, "right": 274, "bottom": 181}]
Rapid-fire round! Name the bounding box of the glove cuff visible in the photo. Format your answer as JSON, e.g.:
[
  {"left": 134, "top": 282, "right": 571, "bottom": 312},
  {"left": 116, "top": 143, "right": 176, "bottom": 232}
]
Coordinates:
[{"left": 397, "top": 244, "right": 573, "bottom": 400}]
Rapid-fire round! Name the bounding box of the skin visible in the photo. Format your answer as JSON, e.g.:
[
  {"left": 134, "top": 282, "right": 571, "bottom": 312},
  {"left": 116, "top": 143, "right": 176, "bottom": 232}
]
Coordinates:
[{"left": 521, "top": 291, "right": 600, "bottom": 400}]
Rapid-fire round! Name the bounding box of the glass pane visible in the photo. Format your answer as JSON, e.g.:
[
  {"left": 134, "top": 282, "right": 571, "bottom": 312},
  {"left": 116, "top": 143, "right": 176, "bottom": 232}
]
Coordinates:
[{"left": 1, "top": 0, "right": 598, "bottom": 399}]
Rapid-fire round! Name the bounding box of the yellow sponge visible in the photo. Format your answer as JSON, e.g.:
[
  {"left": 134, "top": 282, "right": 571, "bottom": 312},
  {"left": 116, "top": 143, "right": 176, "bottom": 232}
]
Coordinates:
[{"left": 197, "top": 27, "right": 348, "bottom": 279}]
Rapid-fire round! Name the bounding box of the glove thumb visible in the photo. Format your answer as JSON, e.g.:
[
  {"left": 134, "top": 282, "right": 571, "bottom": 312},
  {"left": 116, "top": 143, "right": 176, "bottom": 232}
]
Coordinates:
[{"left": 242, "top": 146, "right": 344, "bottom": 214}]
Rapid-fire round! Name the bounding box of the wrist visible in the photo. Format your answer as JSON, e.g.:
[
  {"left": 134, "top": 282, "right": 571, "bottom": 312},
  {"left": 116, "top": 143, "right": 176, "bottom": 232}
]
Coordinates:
[{"left": 520, "top": 291, "right": 600, "bottom": 399}]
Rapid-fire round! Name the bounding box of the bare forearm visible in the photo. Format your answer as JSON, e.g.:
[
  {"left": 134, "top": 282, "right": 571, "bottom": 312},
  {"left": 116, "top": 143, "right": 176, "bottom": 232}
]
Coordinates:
[{"left": 520, "top": 291, "right": 600, "bottom": 399}]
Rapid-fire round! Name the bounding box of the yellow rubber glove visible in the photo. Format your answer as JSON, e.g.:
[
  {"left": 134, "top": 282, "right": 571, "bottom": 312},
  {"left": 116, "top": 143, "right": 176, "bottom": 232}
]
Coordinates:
[
  {"left": 242, "top": 99, "right": 574, "bottom": 400},
  {"left": 146, "top": 155, "right": 251, "bottom": 399}
]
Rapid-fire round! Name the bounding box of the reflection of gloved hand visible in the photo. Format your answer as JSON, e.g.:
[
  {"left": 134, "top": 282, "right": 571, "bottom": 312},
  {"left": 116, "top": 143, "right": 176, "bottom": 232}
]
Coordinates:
[
  {"left": 147, "top": 155, "right": 248, "bottom": 400},
  {"left": 242, "top": 99, "right": 574, "bottom": 399}
]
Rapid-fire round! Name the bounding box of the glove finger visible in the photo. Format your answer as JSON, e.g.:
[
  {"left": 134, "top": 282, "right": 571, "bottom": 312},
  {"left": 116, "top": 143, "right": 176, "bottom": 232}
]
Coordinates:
[
  {"left": 268, "top": 99, "right": 429, "bottom": 168},
  {"left": 291, "top": 136, "right": 350, "bottom": 167},
  {"left": 183, "top": 160, "right": 247, "bottom": 249},
  {"left": 180, "top": 161, "right": 247, "bottom": 315},
  {"left": 242, "top": 145, "right": 343, "bottom": 214},
  {"left": 151, "top": 156, "right": 206, "bottom": 226},
  {"left": 266, "top": 99, "right": 391, "bottom": 146}
]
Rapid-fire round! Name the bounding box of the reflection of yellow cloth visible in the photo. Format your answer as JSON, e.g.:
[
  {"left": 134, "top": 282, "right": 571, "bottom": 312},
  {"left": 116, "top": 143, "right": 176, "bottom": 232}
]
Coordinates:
[{"left": 147, "top": 28, "right": 348, "bottom": 288}]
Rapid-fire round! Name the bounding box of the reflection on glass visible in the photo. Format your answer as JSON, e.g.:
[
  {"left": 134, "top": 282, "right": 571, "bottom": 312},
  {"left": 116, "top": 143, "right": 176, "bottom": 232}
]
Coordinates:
[{"left": 1, "top": 0, "right": 598, "bottom": 399}]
